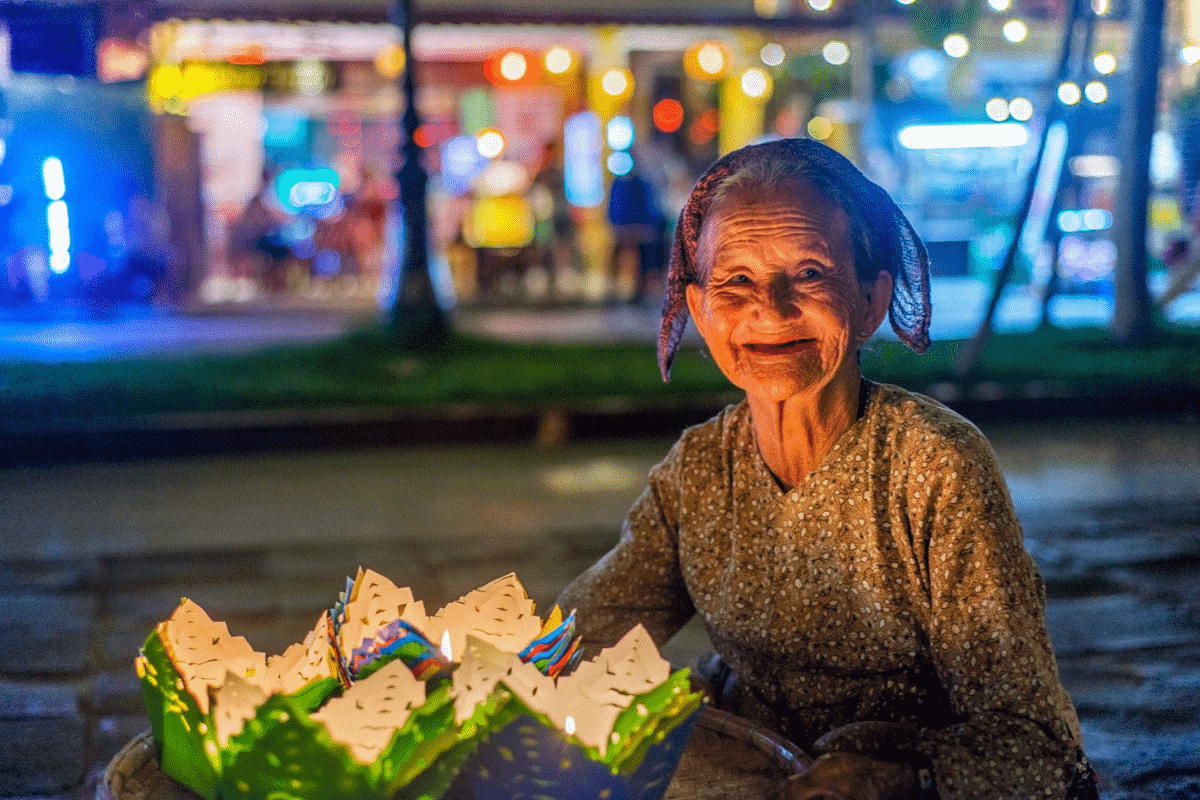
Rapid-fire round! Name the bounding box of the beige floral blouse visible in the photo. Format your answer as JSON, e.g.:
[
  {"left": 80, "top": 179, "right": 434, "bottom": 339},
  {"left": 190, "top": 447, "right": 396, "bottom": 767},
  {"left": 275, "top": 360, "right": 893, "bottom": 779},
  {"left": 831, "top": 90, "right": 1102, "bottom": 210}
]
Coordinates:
[{"left": 557, "top": 381, "right": 1085, "bottom": 800}]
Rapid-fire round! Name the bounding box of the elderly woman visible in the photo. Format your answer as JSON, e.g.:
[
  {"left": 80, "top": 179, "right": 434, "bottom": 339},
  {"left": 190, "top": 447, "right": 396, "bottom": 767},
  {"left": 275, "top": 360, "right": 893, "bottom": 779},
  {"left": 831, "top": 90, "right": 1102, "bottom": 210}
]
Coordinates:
[{"left": 557, "top": 139, "right": 1094, "bottom": 800}]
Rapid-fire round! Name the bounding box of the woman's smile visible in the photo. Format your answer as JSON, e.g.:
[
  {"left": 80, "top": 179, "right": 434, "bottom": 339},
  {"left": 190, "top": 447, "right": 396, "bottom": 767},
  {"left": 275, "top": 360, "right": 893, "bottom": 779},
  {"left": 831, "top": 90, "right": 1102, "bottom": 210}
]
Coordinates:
[{"left": 742, "top": 337, "right": 817, "bottom": 356}]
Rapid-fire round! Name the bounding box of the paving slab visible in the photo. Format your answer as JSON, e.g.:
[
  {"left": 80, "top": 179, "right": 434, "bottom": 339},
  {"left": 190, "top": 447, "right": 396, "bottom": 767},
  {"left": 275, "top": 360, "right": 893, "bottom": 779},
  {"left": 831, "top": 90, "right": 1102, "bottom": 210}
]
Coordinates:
[
  {"left": 0, "top": 593, "right": 96, "bottom": 675},
  {"left": 0, "top": 680, "right": 80, "bottom": 718},
  {"left": 1081, "top": 723, "right": 1200, "bottom": 787},
  {"left": 0, "top": 716, "right": 87, "bottom": 795},
  {"left": 1046, "top": 594, "right": 1200, "bottom": 656}
]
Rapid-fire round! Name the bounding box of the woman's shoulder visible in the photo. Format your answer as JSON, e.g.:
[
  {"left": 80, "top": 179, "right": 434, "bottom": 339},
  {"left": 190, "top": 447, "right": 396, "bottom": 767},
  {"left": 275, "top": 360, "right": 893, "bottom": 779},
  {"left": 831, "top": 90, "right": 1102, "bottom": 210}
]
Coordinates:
[
  {"left": 676, "top": 398, "right": 751, "bottom": 451},
  {"left": 867, "top": 382, "right": 997, "bottom": 466}
]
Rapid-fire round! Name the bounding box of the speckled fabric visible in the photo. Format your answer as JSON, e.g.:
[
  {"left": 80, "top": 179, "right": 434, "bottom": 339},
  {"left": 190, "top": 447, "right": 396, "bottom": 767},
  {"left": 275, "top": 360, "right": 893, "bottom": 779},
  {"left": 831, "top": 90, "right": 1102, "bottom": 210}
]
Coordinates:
[{"left": 557, "top": 382, "right": 1087, "bottom": 800}]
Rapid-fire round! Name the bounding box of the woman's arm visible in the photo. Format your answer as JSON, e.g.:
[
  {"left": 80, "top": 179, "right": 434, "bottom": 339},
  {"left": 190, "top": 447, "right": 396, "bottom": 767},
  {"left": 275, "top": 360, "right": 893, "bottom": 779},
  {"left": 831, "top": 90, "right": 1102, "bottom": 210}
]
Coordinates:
[
  {"left": 555, "top": 439, "right": 697, "bottom": 659},
  {"left": 904, "top": 426, "right": 1084, "bottom": 800}
]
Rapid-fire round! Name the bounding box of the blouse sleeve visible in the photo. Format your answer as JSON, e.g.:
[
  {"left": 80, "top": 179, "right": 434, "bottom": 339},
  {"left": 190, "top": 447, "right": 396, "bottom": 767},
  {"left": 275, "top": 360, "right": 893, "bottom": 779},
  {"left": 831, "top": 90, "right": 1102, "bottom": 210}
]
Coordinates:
[
  {"left": 904, "top": 425, "right": 1083, "bottom": 800},
  {"left": 555, "top": 437, "right": 697, "bottom": 659}
]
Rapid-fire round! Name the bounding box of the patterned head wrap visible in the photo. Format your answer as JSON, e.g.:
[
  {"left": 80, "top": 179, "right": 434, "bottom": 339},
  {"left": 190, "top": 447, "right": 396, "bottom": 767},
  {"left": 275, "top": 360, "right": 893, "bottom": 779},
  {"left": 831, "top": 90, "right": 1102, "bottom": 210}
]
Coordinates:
[{"left": 658, "top": 137, "right": 932, "bottom": 381}]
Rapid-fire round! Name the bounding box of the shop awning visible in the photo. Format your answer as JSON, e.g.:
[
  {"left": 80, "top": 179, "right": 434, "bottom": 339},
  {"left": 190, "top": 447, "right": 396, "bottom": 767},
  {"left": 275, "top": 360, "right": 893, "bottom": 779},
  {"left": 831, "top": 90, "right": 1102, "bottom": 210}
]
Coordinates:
[{"left": 148, "top": 0, "right": 860, "bottom": 29}]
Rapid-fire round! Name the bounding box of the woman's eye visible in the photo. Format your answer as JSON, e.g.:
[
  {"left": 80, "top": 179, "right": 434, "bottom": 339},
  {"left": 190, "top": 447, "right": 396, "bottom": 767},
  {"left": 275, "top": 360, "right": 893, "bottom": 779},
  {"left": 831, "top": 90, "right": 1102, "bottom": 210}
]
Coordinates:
[{"left": 799, "top": 267, "right": 823, "bottom": 280}]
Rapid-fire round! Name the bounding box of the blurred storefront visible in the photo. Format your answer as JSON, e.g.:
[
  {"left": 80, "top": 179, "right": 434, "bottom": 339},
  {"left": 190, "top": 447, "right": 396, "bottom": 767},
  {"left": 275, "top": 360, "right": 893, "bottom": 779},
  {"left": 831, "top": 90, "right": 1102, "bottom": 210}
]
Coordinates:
[
  {"left": 135, "top": 15, "right": 884, "bottom": 307},
  {"left": 8, "top": 0, "right": 1195, "bottom": 312}
]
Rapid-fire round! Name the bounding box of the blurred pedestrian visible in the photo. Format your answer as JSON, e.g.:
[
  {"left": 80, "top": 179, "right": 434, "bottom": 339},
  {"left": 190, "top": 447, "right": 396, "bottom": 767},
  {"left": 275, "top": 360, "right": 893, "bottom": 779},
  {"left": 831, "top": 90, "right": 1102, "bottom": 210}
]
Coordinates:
[
  {"left": 227, "top": 169, "right": 288, "bottom": 296},
  {"left": 123, "top": 191, "right": 175, "bottom": 303},
  {"left": 530, "top": 141, "right": 578, "bottom": 299},
  {"left": 606, "top": 160, "right": 666, "bottom": 303}
]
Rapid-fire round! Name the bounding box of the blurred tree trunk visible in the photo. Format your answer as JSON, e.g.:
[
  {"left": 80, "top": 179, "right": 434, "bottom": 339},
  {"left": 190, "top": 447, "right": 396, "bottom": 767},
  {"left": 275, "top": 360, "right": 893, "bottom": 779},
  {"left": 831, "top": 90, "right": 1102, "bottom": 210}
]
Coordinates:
[
  {"left": 389, "top": 0, "right": 448, "bottom": 349},
  {"left": 1109, "top": 0, "right": 1164, "bottom": 344}
]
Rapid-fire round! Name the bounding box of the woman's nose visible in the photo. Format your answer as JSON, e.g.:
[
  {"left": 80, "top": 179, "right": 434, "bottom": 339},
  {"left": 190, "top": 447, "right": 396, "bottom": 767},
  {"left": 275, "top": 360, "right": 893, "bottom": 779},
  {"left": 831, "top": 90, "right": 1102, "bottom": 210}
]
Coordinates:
[{"left": 761, "top": 273, "right": 800, "bottom": 320}]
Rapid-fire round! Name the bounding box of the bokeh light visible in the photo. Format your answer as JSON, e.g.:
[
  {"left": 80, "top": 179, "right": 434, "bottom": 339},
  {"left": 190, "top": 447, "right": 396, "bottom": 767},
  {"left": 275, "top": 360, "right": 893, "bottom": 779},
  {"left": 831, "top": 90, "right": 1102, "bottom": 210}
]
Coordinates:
[
  {"left": 476, "top": 128, "right": 506, "bottom": 158},
  {"left": 1183, "top": 45, "right": 1200, "bottom": 65},
  {"left": 601, "top": 68, "right": 631, "bottom": 97},
  {"left": 685, "top": 41, "right": 732, "bottom": 80},
  {"left": 1091, "top": 0, "right": 1108, "bottom": 14},
  {"left": 1008, "top": 97, "right": 1033, "bottom": 121},
  {"left": 1057, "top": 81, "right": 1081, "bottom": 105},
  {"left": 987, "top": 0, "right": 1010, "bottom": 9},
  {"left": 1093, "top": 52, "right": 1117, "bottom": 74},
  {"left": 740, "top": 67, "right": 771, "bottom": 99},
  {"left": 688, "top": 108, "right": 719, "bottom": 145},
  {"left": 606, "top": 115, "right": 634, "bottom": 151},
  {"left": 499, "top": 52, "right": 527, "bottom": 82},
  {"left": 1002, "top": 20, "right": 1028, "bottom": 43},
  {"left": 985, "top": 97, "right": 1010, "bottom": 121},
  {"left": 943, "top": 34, "right": 969, "bottom": 59},
  {"left": 760, "top": 43, "right": 785, "bottom": 67},
  {"left": 698, "top": 43, "right": 726, "bottom": 75},
  {"left": 374, "top": 44, "right": 405, "bottom": 79},
  {"left": 1084, "top": 81, "right": 1108, "bottom": 103},
  {"left": 652, "top": 99, "right": 684, "bottom": 133},
  {"left": 807, "top": 115, "right": 833, "bottom": 140},
  {"left": 544, "top": 46, "right": 573, "bottom": 74},
  {"left": 822, "top": 41, "right": 849, "bottom": 66},
  {"left": 808, "top": 0, "right": 833, "bottom": 10},
  {"left": 607, "top": 151, "right": 633, "bottom": 176}
]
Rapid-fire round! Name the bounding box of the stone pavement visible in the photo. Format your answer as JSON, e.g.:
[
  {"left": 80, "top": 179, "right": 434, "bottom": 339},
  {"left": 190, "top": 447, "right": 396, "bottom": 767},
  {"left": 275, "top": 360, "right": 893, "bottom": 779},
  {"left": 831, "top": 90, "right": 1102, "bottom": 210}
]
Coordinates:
[{"left": 1, "top": 417, "right": 1198, "bottom": 799}]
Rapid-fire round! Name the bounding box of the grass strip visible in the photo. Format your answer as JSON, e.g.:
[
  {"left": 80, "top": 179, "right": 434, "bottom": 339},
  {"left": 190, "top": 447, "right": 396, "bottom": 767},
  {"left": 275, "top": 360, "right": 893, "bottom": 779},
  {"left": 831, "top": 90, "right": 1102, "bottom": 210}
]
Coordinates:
[{"left": 1, "top": 323, "right": 1197, "bottom": 420}]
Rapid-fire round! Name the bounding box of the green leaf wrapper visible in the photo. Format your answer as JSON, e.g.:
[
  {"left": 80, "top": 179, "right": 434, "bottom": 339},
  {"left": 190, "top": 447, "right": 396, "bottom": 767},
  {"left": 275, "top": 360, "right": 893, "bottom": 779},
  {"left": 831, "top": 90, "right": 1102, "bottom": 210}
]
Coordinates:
[{"left": 137, "top": 627, "right": 221, "bottom": 799}]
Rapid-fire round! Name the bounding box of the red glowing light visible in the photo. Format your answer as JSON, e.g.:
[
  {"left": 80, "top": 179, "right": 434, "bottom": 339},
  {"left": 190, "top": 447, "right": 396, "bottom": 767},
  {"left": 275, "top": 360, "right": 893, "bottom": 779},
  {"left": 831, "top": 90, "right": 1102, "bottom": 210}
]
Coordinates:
[
  {"left": 652, "top": 99, "right": 684, "bottom": 133},
  {"left": 413, "top": 125, "right": 434, "bottom": 149},
  {"left": 228, "top": 44, "right": 266, "bottom": 65},
  {"left": 688, "top": 109, "right": 719, "bottom": 144}
]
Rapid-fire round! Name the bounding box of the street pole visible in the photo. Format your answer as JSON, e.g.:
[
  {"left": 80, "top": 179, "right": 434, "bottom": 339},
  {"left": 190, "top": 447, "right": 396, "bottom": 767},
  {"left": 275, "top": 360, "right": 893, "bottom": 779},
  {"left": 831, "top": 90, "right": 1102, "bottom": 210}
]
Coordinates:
[{"left": 389, "top": 0, "right": 447, "bottom": 347}]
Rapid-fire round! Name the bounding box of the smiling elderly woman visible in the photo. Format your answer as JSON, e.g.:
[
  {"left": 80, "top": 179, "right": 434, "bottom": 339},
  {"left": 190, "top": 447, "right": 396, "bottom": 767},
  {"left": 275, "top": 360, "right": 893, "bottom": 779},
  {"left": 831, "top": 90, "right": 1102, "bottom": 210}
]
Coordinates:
[{"left": 556, "top": 139, "right": 1095, "bottom": 800}]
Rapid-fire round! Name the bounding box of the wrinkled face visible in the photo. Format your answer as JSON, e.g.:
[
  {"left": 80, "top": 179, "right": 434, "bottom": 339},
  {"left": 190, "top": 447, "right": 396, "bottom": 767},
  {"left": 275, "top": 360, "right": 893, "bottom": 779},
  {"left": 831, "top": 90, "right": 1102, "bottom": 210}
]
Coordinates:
[{"left": 686, "top": 178, "right": 888, "bottom": 405}]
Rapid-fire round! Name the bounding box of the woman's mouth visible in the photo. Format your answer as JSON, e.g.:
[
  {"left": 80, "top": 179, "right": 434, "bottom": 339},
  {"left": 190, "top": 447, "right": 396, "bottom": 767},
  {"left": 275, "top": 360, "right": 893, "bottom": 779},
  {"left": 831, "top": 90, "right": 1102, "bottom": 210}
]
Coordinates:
[{"left": 743, "top": 338, "right": 816, "bottom": 355}]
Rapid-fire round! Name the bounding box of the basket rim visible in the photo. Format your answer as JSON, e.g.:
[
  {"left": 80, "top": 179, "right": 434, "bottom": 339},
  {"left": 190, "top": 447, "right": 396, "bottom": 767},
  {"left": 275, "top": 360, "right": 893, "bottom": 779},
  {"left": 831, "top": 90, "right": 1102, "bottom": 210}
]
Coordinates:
[{"left": 694, "top": 705, "right": 812, "bottom": 776}]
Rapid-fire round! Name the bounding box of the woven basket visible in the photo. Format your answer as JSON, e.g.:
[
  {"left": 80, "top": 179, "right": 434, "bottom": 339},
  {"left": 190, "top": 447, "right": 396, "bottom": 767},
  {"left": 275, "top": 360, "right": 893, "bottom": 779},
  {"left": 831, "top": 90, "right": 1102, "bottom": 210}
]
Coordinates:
[{"left": 99, "top": 707, "right": 809, "bottom": 800}]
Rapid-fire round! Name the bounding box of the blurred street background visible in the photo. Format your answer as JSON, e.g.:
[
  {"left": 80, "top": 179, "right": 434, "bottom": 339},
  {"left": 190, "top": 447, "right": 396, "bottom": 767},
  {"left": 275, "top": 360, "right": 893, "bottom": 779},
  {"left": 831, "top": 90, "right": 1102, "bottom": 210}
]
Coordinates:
[{"left": 2, "top": 0, "right": 1200, "bottom": 797}]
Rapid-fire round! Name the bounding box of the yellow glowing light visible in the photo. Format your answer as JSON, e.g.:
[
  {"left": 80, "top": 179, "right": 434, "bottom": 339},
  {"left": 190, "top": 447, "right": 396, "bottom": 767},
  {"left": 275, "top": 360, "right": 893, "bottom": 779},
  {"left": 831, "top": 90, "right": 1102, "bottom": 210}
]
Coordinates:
[
  {"left": 476, "top": 128, "right": 506, "bottom": 159},
  {"left": 601, "top": 68, "right": 631, "bottom": 97},
  {"left": 1084, "top": 80, "right": 1108, "bottom": 103},
  {"left": 822, "top": 41, "right": 849, "bottom": 66},
  {"left": 943, "top": 34, "right": 969, "bottom": 59},
  {"left": 985, "top": 97, "right": 1010, "bottom": 121},
  {"left": 754, "top": 0, "right": 780, "bottom": 17},
  {"left": 808, "top": 0, "right": 833, "bottom": 10},
  {"left": 499, "top": 51, "right": 528, "bottom": 81},
  {"left": 807, "top": 116, "right": 833, "bottom": 140},
  {"left": 1093, "top": 52, "right": 1117, "bottom": 74},
  {"left": 684, "top": 41, "right": 732, "bottom": 81},
  {"left": 1183, "top": 45, "right": 1200, "bottom": 65},
  {"left": 1008, "top": 97, "right": 1033, "bottom": 121},
  {"left": 1057, "top": 81, "right": 1081, "bottom": 105},
  {"left": 1091, "top": 0, "right": 1108, "bottom": 14},
  {"left": 544, "top": 46, "right": 573, "bottom": 74},
  {"left": 740, "top": 68, "right": 771, "bottom": 99},
  {"left": 1002, "top": 20, "right": 1028, "bottom": 43},
  {"left": 149, "top": 64, "right": 184, "bottom": 99},
  {"left": 374, "top": 44, "right": 406, "bottom": 78}
]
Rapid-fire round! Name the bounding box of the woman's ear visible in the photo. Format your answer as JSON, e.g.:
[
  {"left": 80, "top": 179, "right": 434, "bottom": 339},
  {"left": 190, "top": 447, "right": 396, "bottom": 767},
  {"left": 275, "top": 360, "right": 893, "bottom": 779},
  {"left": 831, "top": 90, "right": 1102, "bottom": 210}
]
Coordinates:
[
  {"left": 686, "top": 283, "right": 707, "bottom": 338},
  {"left": 860, "top": 270, "right": 894, "bottom": 338}
]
